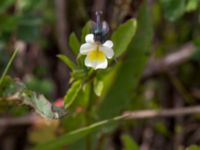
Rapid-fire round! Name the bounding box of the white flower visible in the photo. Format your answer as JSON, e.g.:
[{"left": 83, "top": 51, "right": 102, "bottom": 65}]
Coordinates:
[{"left": 79, "top": 34, "right": 114, "bottom": 70}]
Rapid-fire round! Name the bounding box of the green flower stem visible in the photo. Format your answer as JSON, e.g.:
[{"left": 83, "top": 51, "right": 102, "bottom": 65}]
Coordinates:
[
  {"left": 0, "top": 49, "right": 18, "bottom": 86},
  {"left": 85, "top": 81, "right": 95, "bottom": 150}
]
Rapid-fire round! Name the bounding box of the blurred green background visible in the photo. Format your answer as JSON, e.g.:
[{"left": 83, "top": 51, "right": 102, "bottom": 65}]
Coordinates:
[{"left": 1, "top": 0, "right": 200, "bottom": 150}]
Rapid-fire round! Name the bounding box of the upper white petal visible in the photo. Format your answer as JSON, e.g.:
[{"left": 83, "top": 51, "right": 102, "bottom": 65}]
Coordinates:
[
  {"left": 100, "top": 46, "right": 114, "bottom": 59},
  {"left": 84, "top": 56, "right": 108, "bottom": 70},
  {"left": 85, "top": 34, "right": 94, "bottom": 43},
  {"left": 80, "top": 43, "right": 95, "bottom": 54},
  {"left": 103, "top": 40, "right": 113, "bottom": 48}
]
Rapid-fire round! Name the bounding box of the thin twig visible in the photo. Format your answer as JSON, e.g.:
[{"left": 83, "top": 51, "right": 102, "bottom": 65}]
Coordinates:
[
  {"left": 0, "top": 113, "right": 37, "bottom": 126},
  {"left": 0, "top": 113, "right": 59, "bottom": 127},
  {"left": 123, "top": 105, "right": 200, "bottom": 119},
  {"left": 1, "top": 106, "right": 200, "bottom": 126},
  {"left": 54, "top": 0, "right": 74, "bottom": 95},
  {"left": 0, "top": 49, "right": 18, "bottom": 86},
  {"left": 92, "top": 0, "right": 106, "bottom": 13},
  {"left": 55, "top": 0, "right": 73, "bottom": 58},
  {"left": 143, "top": 43, "right": 196, "bottom": 80}
]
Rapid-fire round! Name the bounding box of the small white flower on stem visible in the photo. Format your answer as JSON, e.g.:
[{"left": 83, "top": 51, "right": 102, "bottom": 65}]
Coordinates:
[{"left": 80, "top": 34, "right": 114, "bottom": 70}]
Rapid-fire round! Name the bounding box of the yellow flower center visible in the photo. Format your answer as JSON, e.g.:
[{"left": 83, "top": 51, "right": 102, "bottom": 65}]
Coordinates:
[{"left": 88, "top": 49, "right": 105, "bottom": 62}]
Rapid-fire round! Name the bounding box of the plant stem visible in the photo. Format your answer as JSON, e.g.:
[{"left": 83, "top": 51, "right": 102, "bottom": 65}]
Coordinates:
[
  {"left": 0, "top": 49, "right": 18, "bottom": 86},
  {"left": 85, "top": 82, "right": 95, "bottom": 150}
]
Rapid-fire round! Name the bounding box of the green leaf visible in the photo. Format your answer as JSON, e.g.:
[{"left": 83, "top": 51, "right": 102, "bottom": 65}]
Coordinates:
[
  {"left": 71, "top": 68, "right": 87, "bottom": 81},
  {"left": 112, "top": 19, "right": 137, "bottom": 57},
  {"left": 57, "top": 54, "right": 76, "bottom": 70},
  {"left": 62, "top": 84, "right": 91, "bottom": 132},
  {"left": 186, "top": 0, "right": 199, "bottom": 12},
  {"left": 186, "top": 145, "right": 200, "bottom": 150},
  {"left": 0, "top": 76, "right": 20, "bottom": 96},
  {"left": 122, "top": 134, "right": 140, "bottom": 150},
  {"left": 32, "top": 116, "right": 122, "bottom": 150},
  {"left": 93, "top": 78, "right": 104, "bottom": 96},
  {"left": 160, "top": 0, "right": 186, "bottom": 21},
  {"left": 21, "top": 91, "right": 66, "bottom": 119},
  {"left": 0, "top": 77, "right": 66, "bottom": 119},
  {"left": 69, "top": 32, "right": 81, "bottom": 55},
  {"left": 98, "top": 1, "right": 153, "bottom": 119},
  {"left": 74, "top": 83, "right": 91, "bottom": 108},
  {"left": 32, "top": 120, "right": 107, "bottom": 150},
  {"left": 0, "top": 49, "right": 18, "bottom": 86},
  {"left": 64, "top": 80, "right": 82, "bottom": 109},
  {"left": 81, "top": 21, "right": 91, "bottom": 43}
]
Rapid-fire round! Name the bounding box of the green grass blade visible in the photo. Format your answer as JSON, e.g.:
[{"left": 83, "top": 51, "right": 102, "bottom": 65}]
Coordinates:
[
  {"left": 0, "top": 49, "right": 18, "bottom": 86},
  {"left": 98, "top": 1, "right": 153, "bottom": 119},
  {"left": 32, "top": 116, "right": 124, "bottom": 150}
]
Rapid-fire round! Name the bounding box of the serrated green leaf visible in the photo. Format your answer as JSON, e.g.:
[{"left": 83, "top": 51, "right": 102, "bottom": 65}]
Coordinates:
[
  {"left": 21, "top": 91, "right": 66, "bottom": 119},
  {"left": 122, "top": 134, "right": 139, "bottom": 150},
  {"left": 0, "top": 77, "right": 66, "bottom": 119},
  {"left": 64, "top": 80, "right": 82, "bottom": 109},
  {"left": 57, "top": 54, "right": 76, "bottom": 70},
  {"left": 112, "top": 19, "right": 137, "bottom": 57},
  {"left": 69, "top": 32, "right": 80, "bottom": 55},
  {"left": 160, "top": 0, "right": 186, "bottom": 21},
  {"left": 98, "top": 1, "right": 153, "bottom": 119}
]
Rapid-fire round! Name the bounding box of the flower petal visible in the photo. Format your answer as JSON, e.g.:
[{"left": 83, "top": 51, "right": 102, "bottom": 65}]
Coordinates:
[
  {"left": 85, "top": 56, "right": 108, "bottom": 70},
  {"left": 95, "top": 59, "right": 108, "bottom": 69},
  {"left": 84, "top": 50, "right": 108, "bottom": 70},
  {"left": 87, "top": 50, "right": 105, "bottom": 61},
  {"left": 80, "top": 43, "right": 96, "bottom": 54},
  {"left": 85, "top": 34, "right": 94, "bottom": 43},
  {"left": 103, "top": 40, "right": 113, "bottom": 48},
  {"left": 100, "top": 46, "right": 114, "bottom": 59}
]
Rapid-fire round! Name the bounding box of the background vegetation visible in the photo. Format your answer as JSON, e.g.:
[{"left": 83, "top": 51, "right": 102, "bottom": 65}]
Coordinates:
[{"left": 0, "top": 0, "right": 200, "bottom": 150}]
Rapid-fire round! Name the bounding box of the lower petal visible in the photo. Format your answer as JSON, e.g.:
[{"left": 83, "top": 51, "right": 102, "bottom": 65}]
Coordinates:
[{"left": 85, "top": 56, "right": 108, "bottom": 70}]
